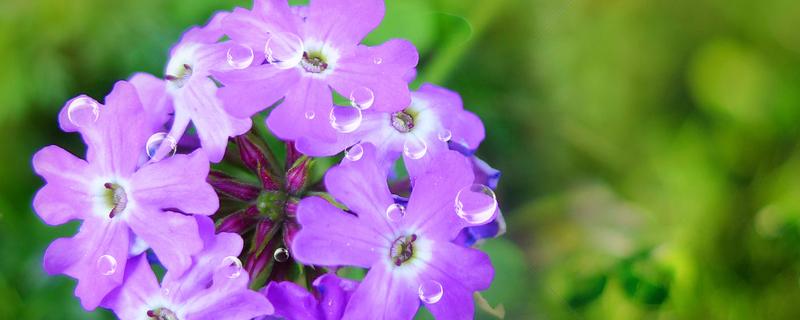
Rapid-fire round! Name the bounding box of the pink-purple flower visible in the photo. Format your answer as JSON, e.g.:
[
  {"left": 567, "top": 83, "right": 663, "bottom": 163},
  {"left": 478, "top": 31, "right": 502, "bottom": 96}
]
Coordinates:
[
  {"left": 35, "top": 81, "right": 218, "bottom": 309},
  {"left": 214, "top": 0, "right": 418, "bottom": 143},
  {"left": 291, "top": 145, "right": 494, "bottom": 319}
]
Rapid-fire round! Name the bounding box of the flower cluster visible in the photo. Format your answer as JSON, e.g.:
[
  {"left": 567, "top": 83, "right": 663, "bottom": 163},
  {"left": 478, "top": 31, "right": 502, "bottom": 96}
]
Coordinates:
[{"left": 32, "top": 1, "right": 504, "bottom": 319}]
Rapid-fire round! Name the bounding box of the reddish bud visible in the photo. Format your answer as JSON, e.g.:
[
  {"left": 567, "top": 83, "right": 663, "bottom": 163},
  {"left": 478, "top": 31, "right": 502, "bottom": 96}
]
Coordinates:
[
  {"left": 216, "top": 206, "right": 260, "bottom": 234},
  {"left": 285, "top": 141, "right": 302, "bottom": 169},
  {"left": 235, "top": 135, "right": 269, "bottom": 172},
  {"left": 258, "top": 166, "right": 282, "bottom": 191},
  {"left": 285, "top": 157, "right": 310, "bottom": 194},
  {"left": 207, "top": 171, "right": 260, "bottom": 201}
]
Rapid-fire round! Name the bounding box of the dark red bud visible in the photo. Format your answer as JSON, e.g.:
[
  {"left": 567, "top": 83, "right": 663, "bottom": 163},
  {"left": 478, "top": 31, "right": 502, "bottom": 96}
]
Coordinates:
[
  {"left": 253, "top": 219, "right": 276, "bottom": 249},
  {"left": 207, "top": 171, "right": 260, "bottom": 201},
  {"left": 235, "top": 135, "right": 270, "bottom": 172},
  {"left": 258, "top": 165, "right": 282, "bottom": 191},
  {"left": 285, "top": 141, "right": 302, "bottom": 169},
  {"left": 216, "top": 206, "right": 260, "bottom": 234},
  {"left": 283, "top": 221, "right": 300, "bottom": 250},
  {"left": 285, "top": 157, "right": 310, "bottom": 194}
]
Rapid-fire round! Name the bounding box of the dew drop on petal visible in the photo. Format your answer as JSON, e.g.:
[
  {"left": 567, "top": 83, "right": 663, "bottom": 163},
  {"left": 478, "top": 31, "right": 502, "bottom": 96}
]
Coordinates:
[
  {"left": 305, "top": 111, "right": 316, "bottom": 120},
  {"left": 385, "top": 203, "right": 406, "bottom": 222},
  {"left": 418, "top": 280, "right": 443, "bottom": 304},
  {"left": 455, "top": 184, "right": 497, "bottom": 225},
  {"left": 349, "top": 87, "right": 374, "bottom": 110},
  {"left": 265, "top": 32, "right": 304, "bottom": 69},
  {"left": 220, "top": 256, "right": 243, "bottom": 279},
  {"left": 403, "top": 134, "right": 427, "bottom": 160},
  {"left": 67, "top": 97, "right": 100, "bottom": 127},
  {"left": 345, "top": 143, "right": 364, "bottom": 161},
  {"left": 146, "top": 132, "right": 178, "bottom": 159},
  {"left": 373, "top": 57, "right": 382, "bottom": 65},
  {"left": 329, "top": 105, "right": 363, "bottom": 133},
  {"left": 437, "top": 129, "right": 452, "bottom": 142},
  {"left": 227, "top": 43, "right": 254, "bottom": 69},
  {"left": 161, "top": 287, "right": 170, "bottom": 296},
  {"left": 273, "top": 248, "right": 290, "bottom": 262},
  {"left": 96, "top": 255, "right": 117, "bottom": 276}
]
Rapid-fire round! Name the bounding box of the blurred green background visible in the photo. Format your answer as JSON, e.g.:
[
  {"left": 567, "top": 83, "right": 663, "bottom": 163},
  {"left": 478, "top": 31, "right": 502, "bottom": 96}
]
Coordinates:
[{"left": 3, "top": 0, "right": 800, "bottom": 318}]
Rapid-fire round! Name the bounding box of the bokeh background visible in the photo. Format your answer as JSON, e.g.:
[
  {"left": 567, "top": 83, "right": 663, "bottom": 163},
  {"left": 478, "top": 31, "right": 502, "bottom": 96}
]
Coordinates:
[{"left": 3, "top": 0, "right": 800, "bottom": 318}]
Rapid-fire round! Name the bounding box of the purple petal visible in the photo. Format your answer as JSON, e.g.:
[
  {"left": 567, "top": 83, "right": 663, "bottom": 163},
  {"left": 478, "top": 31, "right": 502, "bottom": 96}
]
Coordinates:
[
  {"left": 328, "top": 39, "right": 418, "bottom": 113},
  {"left": 100, "top": 254, "right": 160, "bottom": 319},
  {"left": 174, "top": 79, "right": 251, "bottom": 162},
  {"left": 314, "top": 274, "right": 358, "bottom": 320},
  {"left": 161, "top": 232, "right": 243, "bottom": 303},
  {"left": 32, "top": 146, "right": 93, "bottom": 225},
  {"left": 404, "top": 150, "right": 474, "bottom": 241},
  {"left": 292, "top": 196, "right": 386, "bottom": 268},
  {"left": 130, "top": 150, "right": 218, "bottom": 215},
  {"left": 127, "top": 207, "right": 203, "bottom": 277},
  {"left": 178, "top": 11, "right": 229, "bottom": 46},
  {"left": 214, "top": 65, "right": 300, "bottom": 119},
  {"left": 222, "top": 1, "right": 300, "bottom": 52},
  {"left": 267, "top": 77, "right": 335, "bottom": 141},
  {"left": 43, "top": 218, "right": 130, "bottom": 310},
  {"left": 342, "top": 263, "right": 418, "bottom": 320},
  {"left": 58, "top": 81, "right": 151, "bottom": 177},
  {"left": 323, "top": 143, "right": 395, "bottom": 233},
  {"left": 263, "top": 281, "right": 321, "bottom": 320},
  {"left": 182, "top": 261, "right": 273, "bottom": 319},
  {"left": 304, "top": 0, "right": 385, "bottom": 47},
  {"left": 420, "top": 242, "right": 493, "bottom": 319},
  {"left": 128, "top": 72, "right": 172, "bottom": 130}
]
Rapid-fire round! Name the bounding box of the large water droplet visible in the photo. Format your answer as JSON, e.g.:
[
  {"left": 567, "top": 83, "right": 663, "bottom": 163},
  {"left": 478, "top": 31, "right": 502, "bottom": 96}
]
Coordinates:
[
  {"left": 67, "top": 97, "right": 100, "bottom": 127},
  {"left": 273, "top": 248, "right": 290, "bottom": 262},
  {"left": 96, "top": 255, "right": 117, "bottom": 276},
  {"left": 305, "top": 111, "right": 316, "bottom": 120},
  {"left": 385, "top": 203, "right": 406, "bottom": 222},
  {"left": 227, "top": 43, "right": 254, "bottom": 69},
  {"left": 437, "top": 129, "right": 452, "bottom": 142},
  {"left": 345, "top": 143, "right": 364, "bottom": 161},
  {"left": 418, "top": 280, "right": 443, "bottom": 304},
  {"left": 329, "top": 105, "right": 363, "bottom": 133},
  {"left": 265, "top": 32, "right": 304, "bottom": 69},
  {"left": 455, "top": 184, "right": 497, "bottom": 225},
  {"left": 349, "top": 87, "right": 374, "bottom": 110},
  {"left": 220, "top": 256, "right": 243, "bottom": 279},
  {"left": 403, "top": 134, "right": 427, "bottom": 160},
  {"left": 146, "top": 132, "right": 177, "bottom": 159}
]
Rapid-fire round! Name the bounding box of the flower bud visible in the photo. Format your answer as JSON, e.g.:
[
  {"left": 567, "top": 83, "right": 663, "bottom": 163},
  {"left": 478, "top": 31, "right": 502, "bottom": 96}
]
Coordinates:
[
  {"left": 216, "top": 206, "right": 260, "bottom": 234},
  {"left": 286, "top": 157, "right": 310, "bottom": 194},
  {"left": 235, "top": 134, "right": 269, "bottom": 172},
  {"left": 207, "top": 171, "right": 260, "bottom": 201}
]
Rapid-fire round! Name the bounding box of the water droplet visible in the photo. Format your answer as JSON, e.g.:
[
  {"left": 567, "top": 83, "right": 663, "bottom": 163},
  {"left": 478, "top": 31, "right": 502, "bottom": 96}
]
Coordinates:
[
  {"left": 67, "top": 97, "right": 100, "bottom": 127},
  {"left": 385, "top": 203, "right": 406, "bottom": 222},
  {"left": 349, "top": 87, "right": 375, "bottom": 110},
  {"left": 437, "top": 129, "right": 452, "bottom": 142},
  {"left": 329, "top": 105, "right": 363, "bottom": 133},
  {"left": 96, "top": 255, "right": 117, "bottom": 276},
  {"left": 146, "top": 132, "right": 178, "bottom": 159},
  {"left": 418, "top": 280, "right": 443, "bottom": 304},
  {"left": 226, "top": 43, "right": 254, "bottom": 69},
  {"left": 403, "top": 134, "right": 427, "bottom": 160},
  {"left": 161, "top": 288, "right": 170, "bottom": 296},
  {"left": 345, "top": 143, "right": 364, "bottom": 161},
  {"left": 220, "top": 256, "right": 243, "bottom": 279},
  {"left": 265, "top": 32, "right": 304, "bottom": 69},
  {"left": 273, "top": 248, "right": 290, "bottom": 262},
  {"left": 455, "top": 184, "right": 497, "bottom": 225},
  {"left": 305, "top": 111, "right": 316, "bottom": 120},
  {"left": 373, "top": 57, "right": 382, "bottom": 65}
]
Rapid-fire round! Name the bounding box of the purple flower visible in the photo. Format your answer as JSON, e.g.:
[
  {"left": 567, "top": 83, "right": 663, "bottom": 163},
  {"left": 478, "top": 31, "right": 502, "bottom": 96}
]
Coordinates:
[
  {"left": 101, "top": 217, "right": 274, "bottom": 319},
  {"left": 130, "top": 12, "right": 251, "bottom": 163},
  {"left": 291, "top": 145, "right": 494, "bottom": 319},
  {"left": 455, "top": 156, "right": 506, "bottom": 246},
  {"left": 35, "top": 81, "right": 219, "bottom": 309},
  {"left": 262, "top": 273, "right": 357, "bottom": 320},
  {"left": 296, "top": 83, "right": 485, "bottom": 177},
  {"left": 214, "top": 0, "right": 418, "bottom": 143}
]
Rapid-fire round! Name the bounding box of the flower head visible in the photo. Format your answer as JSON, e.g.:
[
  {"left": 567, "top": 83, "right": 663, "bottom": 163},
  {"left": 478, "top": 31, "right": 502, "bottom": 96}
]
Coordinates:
[
  {"left": 214, "top": 0, "right": 418, "bottom": 143},
  {"left": 291, "top": 144, "right": 494, "bottom": 318},
  {"left": 101, "top": 217, "right": 273, "bottom": 319},
  {"left": 131, "top": 12, "right": 251, "bottom": 163},
  {"left": 35, "top": 81, "right": 219, "bottom": 309}
]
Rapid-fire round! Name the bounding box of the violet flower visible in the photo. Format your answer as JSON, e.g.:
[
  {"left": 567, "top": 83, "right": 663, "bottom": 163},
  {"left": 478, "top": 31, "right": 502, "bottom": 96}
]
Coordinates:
[
  {"left": 295, "top": 83, "right": 485, "bottom": 177},
  {"left": 262, "top": 273, "right": 357, "bottom": 320},
  {"left": 214, "top": 0, "right": 418, "bottom": 143},
  {"left": 130, "top": 12, "right": 251, "bottom": 163},
  {"left": 291, "top": 145, "right": 494, "bottom": 319},
  {"left": 101, "top": 217, "right": 274, "bottom": 319},
  {"left": 35, "top": 81, "right": 219, "bottom": 309}
]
